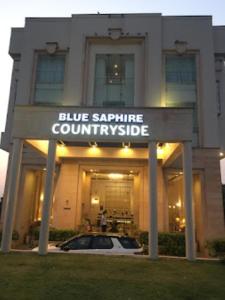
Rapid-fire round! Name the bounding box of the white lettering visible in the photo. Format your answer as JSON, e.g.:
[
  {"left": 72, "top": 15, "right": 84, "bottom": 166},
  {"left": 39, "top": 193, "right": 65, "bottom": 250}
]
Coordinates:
[
  {"left": 66, "top": 113, "right": 73, "bottom": 121},
  {"left": 82, "top": 114, "right": 89, "bottom": 122},
  {"left": 136, "top": 114, "right": 143, "bottom": 123},
  {"left": 61, "top": 123, "right": 71, "bottom": 135},
  {"left": 58, "top": 113, "right": 66, "bottom": 121},
  {"left": 92, "top": 113, "right": 99, "bottom": 122},
  {"left": 128, "top": 114, "right": 136, "bottom": 123},
  {"left": 81, "top": 124, "right": 91, "bottom": 135},
  {"left": 115, "top": 114, "right": 124, "bottom": 122},
  {"left": 71, "top": 124, "right": 81, "bottom": 134},
  {"left": 99, "top": 114, "right": 107, "bottom": 122},
  {"left": 52, "top": 123, "right": 60, "bottom": 134},
  {"left": 130, "top": 125, "right": 140, "bottom": 136},
  {"left": 141, "top": 125, "right": 149, "bottom": 136},
  {"left": 53, "top": 113, "right": 150, "bottom": 137},
  {"left": 109, "top": 125, "right": 118, "bottom": 135},
  {"left": 107, "top": 113, "right": 115, "bottom": 122},
  {"left": 100, "top": 125, "right": 109, "bottom": 135},
  {"left": 92, "top": 124, "right": 101, "bottom": 135},
  {"left": 118, "top": 125, "right": 126, "bottom": 136}
]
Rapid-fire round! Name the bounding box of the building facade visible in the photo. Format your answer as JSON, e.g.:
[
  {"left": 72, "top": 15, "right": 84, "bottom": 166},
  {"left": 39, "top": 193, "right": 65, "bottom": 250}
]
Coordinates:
[{"left": 0, "top": 13, "right": 225, "bottom": 259}]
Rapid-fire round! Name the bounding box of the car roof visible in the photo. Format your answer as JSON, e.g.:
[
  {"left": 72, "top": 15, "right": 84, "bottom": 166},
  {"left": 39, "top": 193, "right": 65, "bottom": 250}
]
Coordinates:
[
  {"left": 78, "top": 232, "right": 123, "bottom": 238},
  {"left": 59, "top": 232, "right": 134, "bottom": 246}
]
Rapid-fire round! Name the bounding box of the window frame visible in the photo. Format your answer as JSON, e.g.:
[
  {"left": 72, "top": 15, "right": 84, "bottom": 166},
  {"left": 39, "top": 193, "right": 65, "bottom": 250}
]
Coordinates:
[
  {"left": 30, "top": 50, "right": 68, "bottom": 106},
  {"left": 162, "top": 51, "right": 201, "bottom": 146},
  {"left": 93, "top": 53, "right": 135, "bottom": 107},
  {"left": 85, "top": 43, "right": 144, "bottom": 107}
]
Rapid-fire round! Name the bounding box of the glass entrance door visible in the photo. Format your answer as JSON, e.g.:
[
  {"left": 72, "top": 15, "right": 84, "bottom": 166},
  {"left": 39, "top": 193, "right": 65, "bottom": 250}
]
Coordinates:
[{"left": 88, "top": 172, "right": 135, "bottom": 232}]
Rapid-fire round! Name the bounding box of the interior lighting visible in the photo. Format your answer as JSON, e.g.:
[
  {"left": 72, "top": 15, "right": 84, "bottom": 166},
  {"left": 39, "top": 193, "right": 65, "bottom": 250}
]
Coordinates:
[
  {"left": 219, "top": 152, "right": 224, "bottom": 157},
  {"left": 91, "top": 196, "right": 100, "bottom": 205},
  {"left": 108, "top": 173, "right": 124, "bottom": 180},
  {"left": 40, "top": 193, "right": 44, "bottom": 202},
  {"left": 157, "top": 143, "right": 164, "bottom": 159},
  {"left": 176, "top": 199, "right": 182, "bottom": 208}
]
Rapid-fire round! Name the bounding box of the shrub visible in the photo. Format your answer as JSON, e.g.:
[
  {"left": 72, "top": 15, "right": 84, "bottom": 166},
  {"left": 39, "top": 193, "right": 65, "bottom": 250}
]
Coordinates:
[
  {"left": 206, "top": 239, "right": 225, "bottom": 258},
  {"left": 0, "top": 230, "right": 19, "bottom": 241},
  {"left": 29, "top": 227, "right": 79, "bottom": 241},
  {"left": 139, "top": 231, "right": 185, "bottom": 257}
]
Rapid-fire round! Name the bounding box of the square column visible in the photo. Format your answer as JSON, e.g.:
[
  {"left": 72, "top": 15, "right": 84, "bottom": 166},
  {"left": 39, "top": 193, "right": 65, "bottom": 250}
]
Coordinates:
[
  {"left": 38, "top": 140, "right": 57, "bottom": 255},
  {"left": 1, "top": 139, "right": 23, "bottom": 253},
  {"left": 148, "top": 141, "right": 158, "bottom": 259},
  {"left": 182, "top": 141, "right": 196, "bottom": 261}
]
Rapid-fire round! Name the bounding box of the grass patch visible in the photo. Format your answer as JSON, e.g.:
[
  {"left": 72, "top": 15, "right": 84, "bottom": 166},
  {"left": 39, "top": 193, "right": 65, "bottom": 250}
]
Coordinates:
[{"left": 0, "top": 252, "right": 225, "bottom": 300}]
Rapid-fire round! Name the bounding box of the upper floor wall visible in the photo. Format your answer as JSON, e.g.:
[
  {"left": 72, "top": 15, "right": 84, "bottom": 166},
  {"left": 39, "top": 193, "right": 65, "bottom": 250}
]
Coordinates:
[{"left": 3, "top": 14, "right": 225, "bottom": 150}]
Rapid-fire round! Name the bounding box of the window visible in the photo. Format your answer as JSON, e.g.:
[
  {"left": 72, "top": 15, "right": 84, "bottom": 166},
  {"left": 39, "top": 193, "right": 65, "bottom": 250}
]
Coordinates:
[
  {"left": 165, "top": 55, "right": 198, "bottom": 133},
  {"left": 216, "top": 80, "right": 221, "bottom": 115},
  {"left": 34, "top": 54, "right": 65, "bottom": 105},
  {"left": 93, "top": 54, "right": 134, "bottom": 107},
  {"left": 66, "top": 236, "right": 92, "bottom": 250},
  {"left": 91, "top": 236, "right": 113, "bottom": 249},
  {"left": 118, "top": 237, "right": 140, "bottom": 249}
]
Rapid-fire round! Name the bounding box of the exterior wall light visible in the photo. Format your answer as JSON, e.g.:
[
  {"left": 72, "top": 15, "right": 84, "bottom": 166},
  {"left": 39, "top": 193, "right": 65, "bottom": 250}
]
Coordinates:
[
  {"left": 46, "top": 42, "right": 58, "bottom": 55},
  {"left": 174, "top": 40, "right": 188, "bottom": 55},
  {"left": 215, "top": 58, "right": 224, "bottom": 72},
  {"left": 108, "top": 28, "right": 122, "bottom": 40}
]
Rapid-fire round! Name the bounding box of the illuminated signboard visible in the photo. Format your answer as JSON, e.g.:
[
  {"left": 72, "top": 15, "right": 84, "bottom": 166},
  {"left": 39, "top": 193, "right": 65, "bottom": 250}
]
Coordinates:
[{"left": 52, "top": 113, "right": 150, "bottom": 137}]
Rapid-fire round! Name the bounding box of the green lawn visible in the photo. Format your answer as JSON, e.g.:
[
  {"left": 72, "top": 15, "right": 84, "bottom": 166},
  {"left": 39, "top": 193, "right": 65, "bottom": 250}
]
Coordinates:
[{"left": 0, "top": 253, "right": 225, "bottom": 300}]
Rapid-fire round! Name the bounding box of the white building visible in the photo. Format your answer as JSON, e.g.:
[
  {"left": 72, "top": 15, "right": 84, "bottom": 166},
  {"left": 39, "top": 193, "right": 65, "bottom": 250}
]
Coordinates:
[{"left": 0, "top": 13, "right": 225, "bottom": 259}]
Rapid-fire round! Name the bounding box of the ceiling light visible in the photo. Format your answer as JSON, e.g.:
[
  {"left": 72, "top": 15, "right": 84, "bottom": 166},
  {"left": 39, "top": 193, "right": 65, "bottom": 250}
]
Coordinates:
[
  {"left": 89, "top": 141, "right": 98, "bottom": 148},
  {"left": 108, "top": 173, "right": 124, "bottom": 180},
  {"left": 122, "top": 142, "right": 131, "bottom": 149},
  {"left": 58, "top": 140, "right": 65, "bottom": 147}
]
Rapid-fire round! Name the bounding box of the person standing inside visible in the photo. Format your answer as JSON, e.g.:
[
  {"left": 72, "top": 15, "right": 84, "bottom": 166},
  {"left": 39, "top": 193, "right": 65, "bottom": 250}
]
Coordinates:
[
  {"left": 100, "top": 210, "right": 107, "bottom": 232},
  {"left": 97, "top": 205, "right": 104, "bottom": 228}
]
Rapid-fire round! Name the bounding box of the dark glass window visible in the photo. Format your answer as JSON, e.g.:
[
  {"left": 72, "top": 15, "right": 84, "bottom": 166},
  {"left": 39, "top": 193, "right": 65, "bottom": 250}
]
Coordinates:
[
  {"left": 66, "top": 236, "right": 92, "bottom": 250},
  {"left": 94, "top": 54, "right": 134, "bottom": 107},
  {"left": 34, "top": 54, "right": 65, "bottom": 105},
  {"left": 216, "top": 80, "right": 221, "bottom": 115},
  {"left": 91, "top": 236, "right": 113, "bottom": 249},
  {"left": 118, "top": 237, "right": 140, "bottom": 249},
  {"left": 165, "top": 55, "right": 198, "bottom": 134}
]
